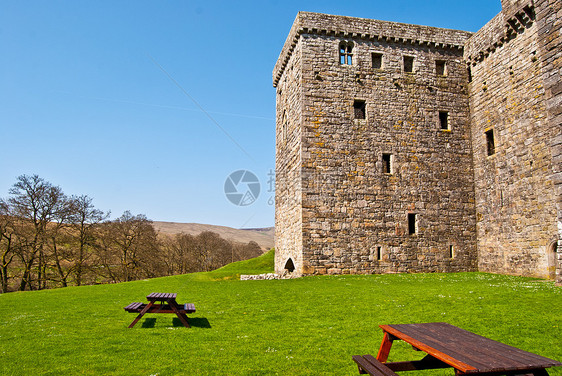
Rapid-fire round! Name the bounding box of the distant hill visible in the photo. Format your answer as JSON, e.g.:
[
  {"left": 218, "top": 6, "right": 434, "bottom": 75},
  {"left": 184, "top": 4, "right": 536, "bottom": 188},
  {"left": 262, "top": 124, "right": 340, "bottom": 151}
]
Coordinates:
[{"left": 152, "top": 221, "right": 274, "bottom": 250}]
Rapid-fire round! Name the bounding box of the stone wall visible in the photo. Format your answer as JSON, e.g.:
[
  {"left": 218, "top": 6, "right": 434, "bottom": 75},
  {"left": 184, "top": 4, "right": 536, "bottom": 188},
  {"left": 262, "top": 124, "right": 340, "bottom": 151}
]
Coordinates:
[
  {"left": 273, "top": 4, "right": 561, "bottom": 281},
  {"left": 535, "top": 0, "right": 562, "bottom": 285},
  {"left": 274, "top": 29, "right": 304, "bottom": 276},
  {"left": 465, "top": 0, "right": 559, "bottom": 279},
  {"left": 274, "top": 13, "right": 477, "bottom": 276}
]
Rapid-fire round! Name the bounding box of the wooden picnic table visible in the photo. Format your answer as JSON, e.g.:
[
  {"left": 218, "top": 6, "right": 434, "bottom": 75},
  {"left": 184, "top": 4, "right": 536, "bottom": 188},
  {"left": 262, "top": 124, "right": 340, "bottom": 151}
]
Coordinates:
[
  {"left": 353, "top": 322, "right": 561, "bottom": 376},
  {"left": 124, "top": 292, "right": 195, "bottom": 328}
]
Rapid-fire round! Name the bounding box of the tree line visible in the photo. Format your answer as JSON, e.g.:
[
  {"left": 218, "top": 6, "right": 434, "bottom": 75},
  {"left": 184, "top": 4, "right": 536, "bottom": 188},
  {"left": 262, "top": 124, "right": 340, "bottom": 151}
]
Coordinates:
[{"left": 0, "top": 175, "right": 263, "bottom": 293}]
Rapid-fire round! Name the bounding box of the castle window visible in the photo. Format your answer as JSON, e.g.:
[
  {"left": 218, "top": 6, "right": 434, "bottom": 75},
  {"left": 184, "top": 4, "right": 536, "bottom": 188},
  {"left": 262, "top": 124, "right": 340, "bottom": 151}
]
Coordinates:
[
  {"left": 382, "top": 153, "right": 392, "bottom": 174},
  {"left": 449, "top": 245, "right": 455, "bottom": 259},
  {"left": 376, "top": 246, "right": 382, "bottom": 261},
  {"left": 408, "top": 213, "right": 417, "bottom": 234},
  {"left": 467, "top": 66, "right": 473, "bottom": 83},
  {"left": 404, "top": 56, "right": 414, "bottom": 73},
  {"left": 439, "top": 111, "right": 449, "bottom": 130},
  {"left": 372, "top": 53, "right": 383, "bottom": 69},
  {"left": 339, "top": 41, "right": 353, "bottom": 65},
  {"left": 354, "top": 100, "right": 366, "bottom": 119},
  {"left": 485, "top": 129, "right": 495, "bottom": 156},
  {"left": 436, "top": 60, "right": 446, "bottom": 76},
  {"left": 281, "top": 110, "right": 287, "bottom": 142}
]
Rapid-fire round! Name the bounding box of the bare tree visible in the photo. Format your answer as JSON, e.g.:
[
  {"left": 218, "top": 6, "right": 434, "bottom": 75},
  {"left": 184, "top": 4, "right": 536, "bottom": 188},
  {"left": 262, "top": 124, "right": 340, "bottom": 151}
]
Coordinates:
[
  {"left": 67, "top": 195, "right": 108, "bottom": 286},
  {"left": 7, "top": 175, "right": 68, "bottom": 290},
  {"left": 107, "top": 211, "right": 161, "bottom": 282},
  {"left": 160, "top": 233, "right": 202, "bottom": 275},
  {"left": 195, "top": 231, "right": 233, "bottom": 271},
  {"left": 46, "top": 195, "right": 76, "bottom": 288},
  {"left": 233, "top": 240, "right": 263, "bottom": 262},
  {"left": 0, "top": 200, "right": 17, "bottom": 293},
  {"left": 1, "top": 175, "right": 268, "bottom": 292},
  {"left": 93, "top": 222, "right": 120, "bottom": 283}
]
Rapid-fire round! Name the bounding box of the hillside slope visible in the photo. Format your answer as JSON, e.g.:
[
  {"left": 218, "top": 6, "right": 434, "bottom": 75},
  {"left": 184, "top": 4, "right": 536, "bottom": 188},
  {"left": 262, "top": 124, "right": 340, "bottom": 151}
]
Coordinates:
[{"left": 153, "top": 221, "right": 274, "bottom": 250}]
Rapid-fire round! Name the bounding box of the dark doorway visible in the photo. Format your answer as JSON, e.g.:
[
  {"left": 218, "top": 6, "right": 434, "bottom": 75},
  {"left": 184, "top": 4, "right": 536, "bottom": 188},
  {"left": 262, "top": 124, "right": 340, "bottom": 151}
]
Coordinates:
[{"left": 284, "top": 258, "right": 295, "bottom": 273}]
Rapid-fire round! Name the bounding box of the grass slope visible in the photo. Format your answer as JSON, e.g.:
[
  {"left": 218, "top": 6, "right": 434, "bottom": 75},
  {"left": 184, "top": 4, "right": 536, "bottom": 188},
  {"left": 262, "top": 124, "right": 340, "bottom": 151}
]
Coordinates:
[
  {"left": 191, "top": 249, "right": 275, "bottom": 281},
  {"left": 0, "top": 251, "right": 560, "bottom": 376}
]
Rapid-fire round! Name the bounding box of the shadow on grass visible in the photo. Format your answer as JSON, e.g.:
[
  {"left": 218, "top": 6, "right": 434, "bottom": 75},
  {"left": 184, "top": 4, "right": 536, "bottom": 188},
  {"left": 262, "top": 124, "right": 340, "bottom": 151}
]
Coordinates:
[
  {"left": 173, "top": 317, "right": 212, "bottom": 328},
  {"left": 138, "top": 317, "right": 211, "bottom": 328},
  {"left": 141, "top": 318, "right": 157, "bottom": 328}
]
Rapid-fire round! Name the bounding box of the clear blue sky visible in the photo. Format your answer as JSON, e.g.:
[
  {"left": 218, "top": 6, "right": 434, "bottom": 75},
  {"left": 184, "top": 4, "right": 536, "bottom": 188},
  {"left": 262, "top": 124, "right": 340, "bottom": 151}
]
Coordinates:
[{"left": 0, "top": 0, "right": 501, "bottom": 229}]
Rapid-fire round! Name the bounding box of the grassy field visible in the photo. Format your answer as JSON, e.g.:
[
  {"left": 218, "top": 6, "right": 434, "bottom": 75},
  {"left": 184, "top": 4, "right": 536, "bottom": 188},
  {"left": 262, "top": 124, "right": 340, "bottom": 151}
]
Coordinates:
[{"left": 1, "top": 250, "right": 561, "bottom": 375}]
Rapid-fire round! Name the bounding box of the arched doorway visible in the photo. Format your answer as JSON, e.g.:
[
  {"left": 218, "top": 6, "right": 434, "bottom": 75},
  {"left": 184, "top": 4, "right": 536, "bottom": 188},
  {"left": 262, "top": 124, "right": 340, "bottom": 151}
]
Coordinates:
[
  {"left": 284, "top": 258, "right": 295, "bottom": 273},
  {"left": 547, "top": 240, "right": 558, "bottom": 280}
]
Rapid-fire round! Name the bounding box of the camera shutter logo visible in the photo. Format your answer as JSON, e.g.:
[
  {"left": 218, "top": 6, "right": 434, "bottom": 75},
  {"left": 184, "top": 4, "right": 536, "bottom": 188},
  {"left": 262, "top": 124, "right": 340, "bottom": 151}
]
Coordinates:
[{"left": 224, "top": 170, "right": 261, "bottom": 206}]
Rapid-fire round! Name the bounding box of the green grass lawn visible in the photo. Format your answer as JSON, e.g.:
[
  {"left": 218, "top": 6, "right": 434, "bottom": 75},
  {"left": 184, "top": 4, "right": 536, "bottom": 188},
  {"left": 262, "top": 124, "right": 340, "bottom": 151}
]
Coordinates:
[{"left": 1, "top": 250, "right": 561, "bottom": 375}]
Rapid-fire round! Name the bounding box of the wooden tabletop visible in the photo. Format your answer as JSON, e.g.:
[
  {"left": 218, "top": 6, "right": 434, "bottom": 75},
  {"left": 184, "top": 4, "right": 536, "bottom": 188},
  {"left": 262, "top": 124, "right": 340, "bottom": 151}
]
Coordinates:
[
  {"left": 146, "top": 292, "right": 177, "bottom": 301},
  {"left": 380, "top": 322, "right": 561, "bottom": 374}
]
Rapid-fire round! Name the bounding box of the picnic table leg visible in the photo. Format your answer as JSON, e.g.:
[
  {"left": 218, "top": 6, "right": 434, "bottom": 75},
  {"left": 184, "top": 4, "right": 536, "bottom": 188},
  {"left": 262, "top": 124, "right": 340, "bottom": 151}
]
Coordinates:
[
  {"left": 376, "top": 331, "right": 395, "bottom": 363},
  {"left": 128, "top": 302, "right": 153, "bottom": 328},
  {"left": 169, "top": 301, "right": 191, "bottom": 328}
]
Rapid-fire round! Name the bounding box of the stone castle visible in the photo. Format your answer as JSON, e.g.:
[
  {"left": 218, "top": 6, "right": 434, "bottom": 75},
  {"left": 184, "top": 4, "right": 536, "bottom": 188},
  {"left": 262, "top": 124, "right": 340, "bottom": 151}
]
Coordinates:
[{"left": 272, "top": 0, "right": 561, "bottom": 284}]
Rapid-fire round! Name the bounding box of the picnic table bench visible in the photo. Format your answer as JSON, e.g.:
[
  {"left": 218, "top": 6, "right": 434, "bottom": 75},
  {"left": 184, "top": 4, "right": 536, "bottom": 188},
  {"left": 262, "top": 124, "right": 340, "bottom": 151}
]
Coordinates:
[
  {"left": 124, "top": 292, "right": 195, "bottom": 328},
  {"left": 354, "top": 322, "right": 561, "bottom": 375}
]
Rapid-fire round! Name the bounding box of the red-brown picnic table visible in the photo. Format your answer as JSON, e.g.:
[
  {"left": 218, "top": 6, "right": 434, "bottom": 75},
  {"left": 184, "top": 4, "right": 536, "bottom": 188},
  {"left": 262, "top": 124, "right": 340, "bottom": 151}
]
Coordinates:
[
  {"left": 353, "top": 322, "right": 561, "bottom": 376},
  {"left": 124, "top": 292, "right": 195, "bottom": 328}
]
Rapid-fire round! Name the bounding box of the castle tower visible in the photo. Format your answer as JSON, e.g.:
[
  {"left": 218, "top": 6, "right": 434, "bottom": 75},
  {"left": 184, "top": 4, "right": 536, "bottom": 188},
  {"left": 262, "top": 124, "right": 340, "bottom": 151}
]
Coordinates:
[
  {"left": 273, "top": 13, "right": 477, "bottom": 276},
  {"left": 273, "top": 1, "right": 561, "bottom": 284}
]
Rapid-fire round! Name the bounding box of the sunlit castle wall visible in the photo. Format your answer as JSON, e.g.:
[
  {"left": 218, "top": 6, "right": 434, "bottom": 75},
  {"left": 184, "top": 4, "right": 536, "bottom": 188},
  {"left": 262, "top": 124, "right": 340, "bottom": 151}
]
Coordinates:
[
  {"left": 274, "top": 12, "right": 477, "bottom": 276},
  {"left": 273, "top": 0, "right": 561, "bottom": 283},
  {"left": 273, "top": 16, "right": 305, "bottom": 277},
  {"left": 465, "top": 0, "right": 561, "bottom": 282}
]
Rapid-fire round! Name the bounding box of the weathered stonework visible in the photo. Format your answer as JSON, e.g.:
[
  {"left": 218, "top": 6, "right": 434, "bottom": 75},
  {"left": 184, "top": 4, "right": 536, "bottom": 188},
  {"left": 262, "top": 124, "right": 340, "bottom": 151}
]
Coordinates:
[
  {"left": 274, "top": 1, "right": 561, "bottom": 284},
  {"left": 465, "top": 0, "right": 560, "bottom": 281},
  {"left": 534, "top": 0, "right": 562, "bottom": 285}
]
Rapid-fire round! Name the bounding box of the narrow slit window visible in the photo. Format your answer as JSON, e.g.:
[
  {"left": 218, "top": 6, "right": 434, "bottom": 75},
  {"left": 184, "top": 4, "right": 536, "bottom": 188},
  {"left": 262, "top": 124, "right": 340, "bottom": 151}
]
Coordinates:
[
  {"left": 372, "top": 53, "right": 383, "bottom": 69},
  {"left": 467, "top": 66, "right": 473, "bottom": 83},
  {"left": 339, "top": 42, "right": 353, "bottom": 65},
  {"left": 376, "top": 246, "right": 382, "bottom": 261},
  {"left": 354, "top": 100, "right": 366, "bottom": 119},
  {"left": 382, "top": 153, "right": 392, "bottom": 174},
  {"left": 408, "top": 213, "right": 417, "bottom": 235},
  {"left": 486, "top": 129, "right": 495, "bottom": 156},
  {"left": 404, "top": 56, "right": 414, "bottom": 73},
  {"left": 439, "top": 111, "right": 449, "bottom": 130},
  {"left": 436, "top": 60, "right": 446, "bottom": 76},
  {"left": 281, "top": 110, "right": 287, "bottom": 141},
  {"left": 449, "top": 245, "right": 455, "bottom": 259}
]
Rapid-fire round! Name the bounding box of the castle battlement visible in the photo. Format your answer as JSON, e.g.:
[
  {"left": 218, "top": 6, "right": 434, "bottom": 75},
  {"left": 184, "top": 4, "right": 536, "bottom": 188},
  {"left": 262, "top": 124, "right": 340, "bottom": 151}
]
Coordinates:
[
  {"left": 465, "top": 2, "right": 535, "bottom": 65},
  {"left": 273, "top": 12, "right": 472, "bottom": 88}
]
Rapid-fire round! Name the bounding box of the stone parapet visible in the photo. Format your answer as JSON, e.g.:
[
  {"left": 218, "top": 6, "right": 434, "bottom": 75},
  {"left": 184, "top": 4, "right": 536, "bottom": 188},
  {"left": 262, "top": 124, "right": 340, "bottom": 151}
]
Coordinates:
[
  {"left": 274, "top": 12, "right": 472, "bottom": 88},
  {"left": 465, "top": 2, "right": 535, "bottom": 65}
]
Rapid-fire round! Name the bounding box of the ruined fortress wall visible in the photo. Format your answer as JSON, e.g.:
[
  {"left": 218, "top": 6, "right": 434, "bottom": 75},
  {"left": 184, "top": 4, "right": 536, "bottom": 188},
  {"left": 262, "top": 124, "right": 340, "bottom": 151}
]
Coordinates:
[
  {"left": 274, "top": 37, "right": 304, "bottom": 276},
  {"left": 465, "top": 1, "right": 559, "bottom": 279},
  {"left": 275, "top": 13, "right": 477, "bottom": 276}
]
